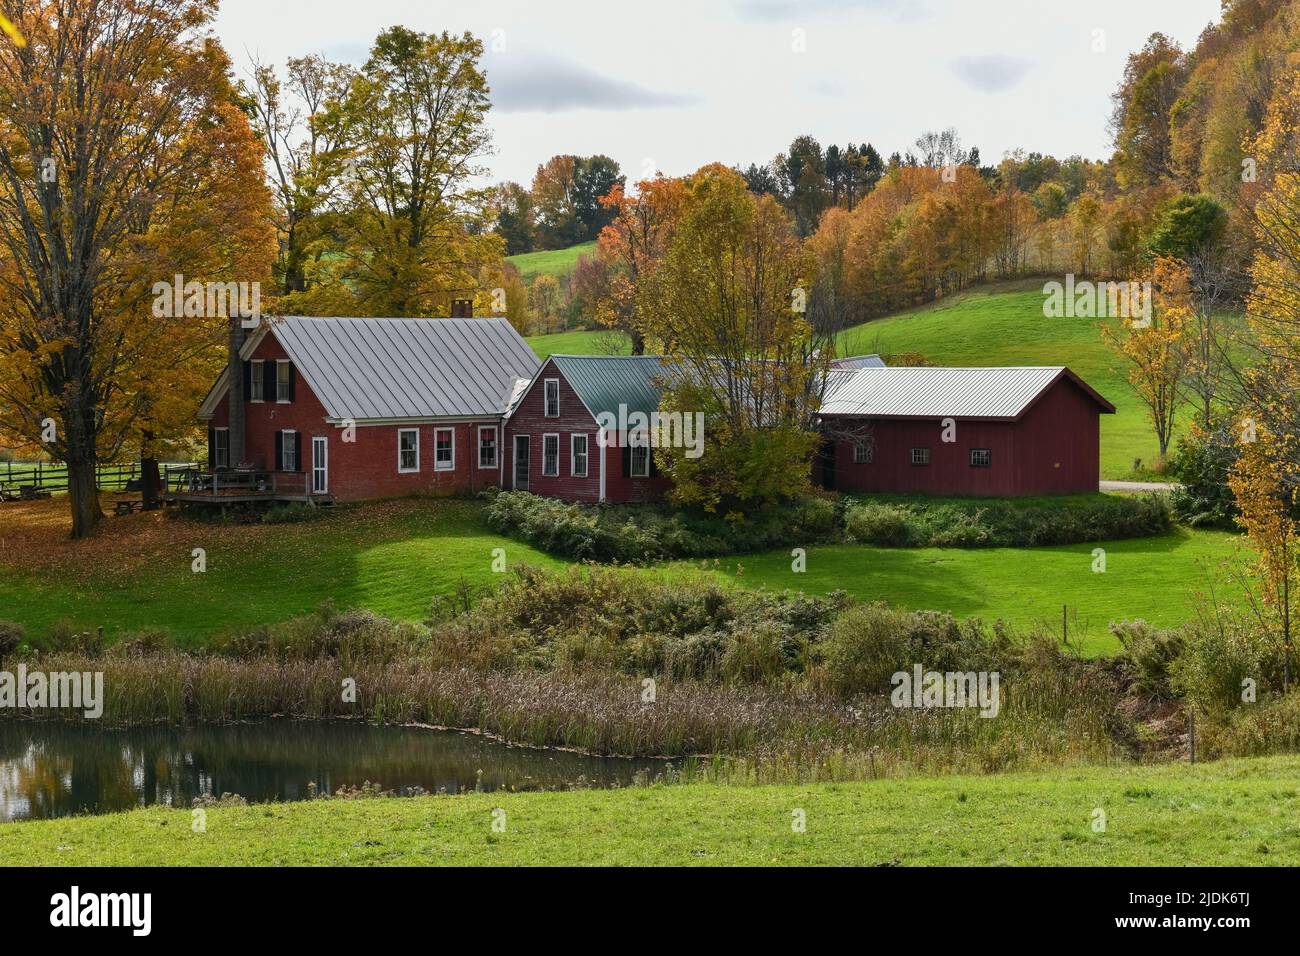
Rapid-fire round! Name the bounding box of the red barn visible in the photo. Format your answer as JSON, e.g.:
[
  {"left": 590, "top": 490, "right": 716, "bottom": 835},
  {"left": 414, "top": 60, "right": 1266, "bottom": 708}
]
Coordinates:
[
  {"left": 818, "top": 366, "right": 1115, "bottom": 496},
  {"left": 501, "top": 355, "right": 672, "bottom": 503},
  {"left": 196, "top": 316, "right": 539, "bottom": 502}
]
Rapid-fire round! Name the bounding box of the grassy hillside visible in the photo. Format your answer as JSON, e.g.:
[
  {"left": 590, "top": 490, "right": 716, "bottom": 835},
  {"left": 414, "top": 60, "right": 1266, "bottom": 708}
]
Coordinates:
[
  {"left": 3, "top": 754, "right": 1295, "bottom": 865},
  {"left": 0, "top": 497, "right": 1237, "bottom": 652},
  {"left": 506, "top": 240, "right": 597, "bottom": 282},
  {"left": 525, "top": 328, "right": 630, "bottom": 360}
]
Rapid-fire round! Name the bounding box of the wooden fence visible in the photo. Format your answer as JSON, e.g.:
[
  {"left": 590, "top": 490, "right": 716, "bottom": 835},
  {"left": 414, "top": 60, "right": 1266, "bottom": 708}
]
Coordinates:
[{"left": 0, "top": 461, "right": 199, "bottom": 495}]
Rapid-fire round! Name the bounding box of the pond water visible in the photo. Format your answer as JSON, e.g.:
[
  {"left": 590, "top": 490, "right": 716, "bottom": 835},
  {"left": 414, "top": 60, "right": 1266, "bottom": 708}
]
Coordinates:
[{"left": 0, "top": 721, "right": 674, "bottom": 822}]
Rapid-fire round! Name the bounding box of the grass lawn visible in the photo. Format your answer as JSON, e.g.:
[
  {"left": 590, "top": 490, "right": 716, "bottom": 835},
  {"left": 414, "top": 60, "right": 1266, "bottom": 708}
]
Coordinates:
[
  {"left": 834, "top": 279, "right": 1232, "bottom": 480},
  {"left": 525, "top": 327, "right": 630, "bottom": 360},
  {"left": 506, "top": 240, "right": 597, "bottom": 282},
  {"left": 2, "top": 754, "right": 1296, "bottom": 865},
  {"left": 0, "top": 497, "right": 1241, "bottom": 652}
]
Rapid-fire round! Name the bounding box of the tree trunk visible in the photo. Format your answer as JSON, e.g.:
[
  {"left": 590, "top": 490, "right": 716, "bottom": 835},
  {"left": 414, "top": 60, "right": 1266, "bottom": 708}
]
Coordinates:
[{"left": 66, "top": 445, "right": 102, "bottom": 540}]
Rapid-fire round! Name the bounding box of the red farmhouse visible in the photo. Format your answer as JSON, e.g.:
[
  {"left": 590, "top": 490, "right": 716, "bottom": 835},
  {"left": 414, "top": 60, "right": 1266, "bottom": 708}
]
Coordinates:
[
  {"left": 194, "top": 316, "right": 1113, "bottom": 505},
  {"left": 198, "top": 316, "right": 539, "bottom": 501}
]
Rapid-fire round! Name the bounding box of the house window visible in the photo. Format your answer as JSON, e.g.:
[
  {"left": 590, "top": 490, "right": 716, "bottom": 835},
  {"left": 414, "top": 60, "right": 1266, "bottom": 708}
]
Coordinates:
[
  {"left": 853, "top": 443, "right": 873, "bottom": 464},
  {"left": 213, "top": 428, "right": 229, "bottom": 469},
  {"left": 398, "top": 428, "right": 419, "bottom": 473},
  {"left": 435, "top": 428, "right": 455, "bottom": 471},
  {"left": 910, "top": 447, "right": 930, "bottom": 466},
  {"left": 478, "top": 426, "right": 497, "bottom": 468},
  {"left": 970, "top": 448, "right": 992, "bottom": 468},
  {"left": 250, "top": 360, "right": 264, "bottom": 402},
  {"left": 543, "top": 433, "right": 560, "bottom": 476},
  {"left": 630, "top": 444, "right": 650, "bottom": 478},
  {"left": 544, "top": 379, "right": 560, "bottom": 417},
  {"left": 281, "top": 429, "right": 297, "bottom": 471},
  {"left": 276, "top": 360, "right": 291, "bottom": 402},
  {"left": 571, "top": 434, "right": 589, "bottom": 477}
]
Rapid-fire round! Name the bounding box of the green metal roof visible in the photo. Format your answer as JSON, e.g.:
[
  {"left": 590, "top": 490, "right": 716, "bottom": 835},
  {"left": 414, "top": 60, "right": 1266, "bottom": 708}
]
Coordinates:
[{"left": 549, "top": 355, "right": 674, "bottom": 419}]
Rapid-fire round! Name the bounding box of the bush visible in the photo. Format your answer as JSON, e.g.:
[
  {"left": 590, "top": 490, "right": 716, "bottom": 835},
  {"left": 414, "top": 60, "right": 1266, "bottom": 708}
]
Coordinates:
[
  {"left": 0, "top": 620, "right": 24, "bottom": 657},
  {"left": 1168, "top": 429, "right": 1239, "bottom": 528},
  {"left": 1172, "top": 614, "right": 1280, "bottom": 713},
  {"left": 843, "top": 493, "right": 1171, "bottom": 548},
  {"left": 1111, "top": 619, "right": 1183, "bottom": 698}
]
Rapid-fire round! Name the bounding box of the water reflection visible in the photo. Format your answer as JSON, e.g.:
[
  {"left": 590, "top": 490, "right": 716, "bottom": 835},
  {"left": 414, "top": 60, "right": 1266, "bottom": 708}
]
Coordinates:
[{"left": 0, "top": 721, "right": 672, "bottom": 822}]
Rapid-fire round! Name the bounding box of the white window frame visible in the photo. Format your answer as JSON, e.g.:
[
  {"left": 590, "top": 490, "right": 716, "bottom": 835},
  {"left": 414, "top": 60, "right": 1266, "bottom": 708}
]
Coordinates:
[
  {"left": 853, "top": 443, "right": 873, "bottom": 465},
  {"left": 312, "top": 435, "right": 328, "bottom": 494},
  {"left": 250, "top": 359, "right": 264, "bottom": 402},
  {"left": 276, "top": 360, "right": 291, "bottom": 403},
  {"left": 970, "top": 448, "right": 992, "bottom": 468},
  {"left": 910, "top": 447, "right": 930, "bottom": 466},
  {"left": 434, "top": 427, "right": 455, "bottom": 471},
  {"left": 630, "top": 443, "right": 650, "bottom": 478},
  {"left": 478, "top": 426, "right": 498, "bottom": 469},
  {"left": 281, "top": 429, "right": 297, "bottom": 472},
  {"left": 542, "top": 432, "right": 560, "bottom": 477},
  {"left": 544, "top": 378, "right": 560, "bottom": 418},
  {"left": 571, "top": 433, "right": 589, "bottom": 478},
  {"left": 213, "top": 427, "right": 230, "bottom": 469},
  {"left": 398, "top": 428, "right": 420, "bottom": 473}
]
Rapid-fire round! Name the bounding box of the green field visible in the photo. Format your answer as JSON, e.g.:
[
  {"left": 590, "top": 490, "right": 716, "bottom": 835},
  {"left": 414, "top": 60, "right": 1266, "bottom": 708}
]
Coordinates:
[
  {"left": 525, "top": 327, "right": 630, "bottom": 360},
  {"left": 506, "top": 240, "right": 597, "bottom": 282},
  {"left": 0, "top": 497, "right": 1240, "bottom": 653},
  {"left": 3, "top": 754, "right": 1295, "bottom": 865}
]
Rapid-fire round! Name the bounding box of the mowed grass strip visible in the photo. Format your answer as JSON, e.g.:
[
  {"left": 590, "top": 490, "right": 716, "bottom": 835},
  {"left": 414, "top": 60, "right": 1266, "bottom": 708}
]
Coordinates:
[
  {"left": 0, "top": 497, "right": 1240, "bottom": 651},
  {"left": 2, "top": 755, "right": 1296, "bottom": 866}
]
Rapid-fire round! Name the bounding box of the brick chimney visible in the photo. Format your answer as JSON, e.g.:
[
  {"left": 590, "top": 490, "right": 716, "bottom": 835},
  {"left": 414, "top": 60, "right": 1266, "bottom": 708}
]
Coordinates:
[
  {"left": 451, "top": 297, "right": 473, "bottom": 318},
  {"left": 226, "top": 316, "right": 246, "bottom": 468}
]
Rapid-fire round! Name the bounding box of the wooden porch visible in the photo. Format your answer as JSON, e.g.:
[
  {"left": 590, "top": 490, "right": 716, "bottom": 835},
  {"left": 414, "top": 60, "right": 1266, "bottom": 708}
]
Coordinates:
[{"left": 162, "top": 468, "right": 334, "bottom": 510}]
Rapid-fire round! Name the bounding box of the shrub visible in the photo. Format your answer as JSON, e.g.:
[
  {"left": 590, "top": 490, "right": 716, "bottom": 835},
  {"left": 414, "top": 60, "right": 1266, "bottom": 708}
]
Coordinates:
[
  {"left": 844, "top": 502, "right": 914, "bottom": 546},
  {"left": 262, "top": 502, "right": 318, "bottom": 524},
  {"left": 0, "top": 620, "right": 24, "bottom": 657},
  {"left": 1168, "top": 429, "right": 1239, "bottom": 528},
  {"left": 1111, "top": 619, "right": 1183, "bottom": 698},
  {"left": 1172, "top": 614, "right": 1280, "bottom": 713}
]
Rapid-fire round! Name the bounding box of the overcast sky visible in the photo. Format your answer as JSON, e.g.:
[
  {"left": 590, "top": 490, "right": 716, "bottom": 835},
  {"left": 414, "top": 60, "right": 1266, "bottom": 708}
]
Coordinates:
[{"left": 214, "top": 0, "right": 1222, "bottom": 186}]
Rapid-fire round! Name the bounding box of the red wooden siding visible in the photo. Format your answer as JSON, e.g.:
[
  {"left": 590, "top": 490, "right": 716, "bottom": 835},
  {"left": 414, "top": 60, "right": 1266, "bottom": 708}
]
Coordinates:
[{"left": 828, "top": 375, "right": 1102, "bottom": 496}]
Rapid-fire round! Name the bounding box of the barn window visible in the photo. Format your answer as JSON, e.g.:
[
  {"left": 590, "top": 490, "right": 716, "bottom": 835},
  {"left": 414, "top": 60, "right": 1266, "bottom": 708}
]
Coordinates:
[
  {"left": 910, "top": 447, "right": 930, "bottom": 466},
  {"left": 544, "top": 379, "right": 560, "bottom": 417},
  {"left": 853, "top": 443, "right": 873, "bottom": 464},
  {"left": 970, "top": 448, "right": 992, "bottom": 468},
  {"left": 630, "top": 444, "right": 650, "bottom": 477},
  {"left": 281, "top": 429, "right": 297, "bottom": 472},
  {"left": 571, "top": 434, "right": 589, "bottom": 477},
  {"left": 250, "top": 360, "right": 264, "bottom": 402},
  {"left": 276, "top": 360, "right": 292, "bottom": 402},
  {"left": 398, "top": 428, "right": 419, "bottom": 473},
  {"left": 543, "top": 433, "right": 560, "bottom": 476},
  {"left": 478, "top": 427, "right": 497, "bottom": 468},
  {"left": 435, "top": 428, "right": 455, "bottom": 471},
  {"left": 213, "top": 428, "right": 230, "bottom": 469}
]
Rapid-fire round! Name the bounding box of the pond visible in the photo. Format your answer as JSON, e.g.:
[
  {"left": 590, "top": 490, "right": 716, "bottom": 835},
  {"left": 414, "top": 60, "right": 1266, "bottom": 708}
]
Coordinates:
[{"left": 0, "top": 720, "right": 675, "bottom": 822}]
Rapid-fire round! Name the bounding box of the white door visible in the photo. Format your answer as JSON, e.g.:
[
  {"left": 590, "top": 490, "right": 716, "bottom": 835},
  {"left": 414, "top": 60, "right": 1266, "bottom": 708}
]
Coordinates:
[{"left": 312, "top": 436, "right": 328, "bottom": 494}]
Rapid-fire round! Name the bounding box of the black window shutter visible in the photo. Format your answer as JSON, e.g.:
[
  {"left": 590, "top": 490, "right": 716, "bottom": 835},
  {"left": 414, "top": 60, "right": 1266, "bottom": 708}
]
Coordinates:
[
  {"left": 242, "top": 361, "right": 251, "bottom": 402},
  {"left": 207, "top": 428, "right": 216, "bottom": 469},
  {"left": 274, "top": 431, "right": 283, "bottom": 471},
  {"left": 621, "top": 444, "right": 631, "bottom": 477},
  {"left": 648, "top": 448, "right": 658, "bottom": 477},
  {"left": 288, "top": 364, "right": 296, "bottom": 402},
  {"left": 263, "top": 360, "right": 276, "bottom": 401},
  {"left": 294, "top": 432, "right": 303, "bottom": 472}
]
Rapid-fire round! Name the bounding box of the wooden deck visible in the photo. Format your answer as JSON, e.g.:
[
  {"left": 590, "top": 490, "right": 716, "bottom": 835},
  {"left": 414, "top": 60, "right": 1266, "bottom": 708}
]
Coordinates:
[{"left": 161, "top": 469, "right": 333, "bottom": 509}]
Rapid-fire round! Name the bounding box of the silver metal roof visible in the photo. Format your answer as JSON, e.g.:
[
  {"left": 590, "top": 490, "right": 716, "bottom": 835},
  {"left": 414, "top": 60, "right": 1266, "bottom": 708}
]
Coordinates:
[
  {"left": 271, "top": 316, "right": 540, "bottom": 421},
  {"left": 830, "top": 354, "right": 887, "bottom": 369},
  {"left": 819, "top": 366, "right": 1102, "bottom": 420}
]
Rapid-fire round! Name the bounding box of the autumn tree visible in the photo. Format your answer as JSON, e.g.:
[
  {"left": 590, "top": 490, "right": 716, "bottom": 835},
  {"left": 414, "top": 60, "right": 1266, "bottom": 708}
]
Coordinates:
[
  {"left": 0, "top": 0, "right": 275, "bottom": 537},
  {"left": 1102, "top": 256, "right": 1190, "bottom": 461},
  {"left": 637, "top": 165, "right": 824, "bottom": 510}
]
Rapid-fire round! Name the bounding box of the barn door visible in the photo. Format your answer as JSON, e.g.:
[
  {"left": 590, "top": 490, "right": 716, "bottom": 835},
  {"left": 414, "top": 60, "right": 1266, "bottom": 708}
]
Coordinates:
[{"left": 513, "top": 435, "right": 529, "bottom": 491}]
